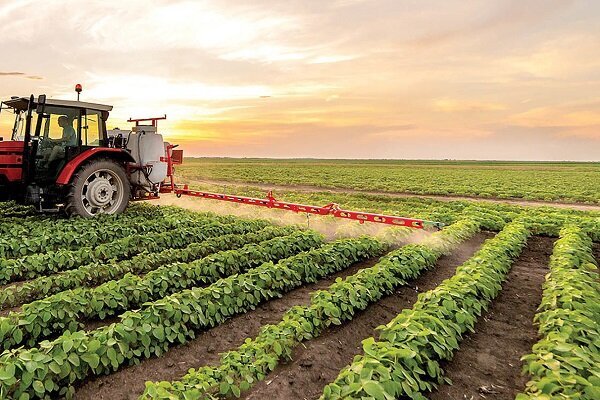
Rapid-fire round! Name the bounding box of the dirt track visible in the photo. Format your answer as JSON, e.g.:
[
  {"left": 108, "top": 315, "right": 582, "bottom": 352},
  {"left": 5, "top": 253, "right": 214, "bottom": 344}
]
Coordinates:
[
  {"left": 190, "top": 178, "right": 600, "bottom": 212},
  {"left": 428, "top": 236, "right": 552, "bottom": 400}
]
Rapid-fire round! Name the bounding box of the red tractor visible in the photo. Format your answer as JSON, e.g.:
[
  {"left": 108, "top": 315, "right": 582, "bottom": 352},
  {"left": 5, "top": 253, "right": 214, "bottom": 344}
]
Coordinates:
[{"left": 0, "top": 94, "right": 181, "bottom": 216}]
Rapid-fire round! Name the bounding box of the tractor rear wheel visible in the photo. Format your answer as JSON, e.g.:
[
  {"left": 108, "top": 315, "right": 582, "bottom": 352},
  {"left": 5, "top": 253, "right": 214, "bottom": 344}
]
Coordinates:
[{"left": 66, "top": 158, "right": 131, "bottom": 217}]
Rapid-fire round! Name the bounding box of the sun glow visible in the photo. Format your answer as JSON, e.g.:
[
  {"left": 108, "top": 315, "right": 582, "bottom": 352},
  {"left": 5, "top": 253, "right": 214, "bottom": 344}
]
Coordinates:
[{"left": 0, "top": 0, "right": 598, "bottom": 160}]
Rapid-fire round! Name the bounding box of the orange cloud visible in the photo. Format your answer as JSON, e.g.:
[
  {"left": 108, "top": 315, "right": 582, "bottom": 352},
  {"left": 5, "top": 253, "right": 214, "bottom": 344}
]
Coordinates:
[
  {"left": 511, "top": 108, "right": 600, "bottom": 128},
  {"left": 433, "top": 98, "right": 507, "bottom": 112}
]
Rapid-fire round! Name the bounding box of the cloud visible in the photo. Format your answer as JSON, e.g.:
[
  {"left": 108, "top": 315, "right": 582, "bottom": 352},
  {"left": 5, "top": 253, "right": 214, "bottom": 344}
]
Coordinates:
[
  {"left": 406, "top": 0, "right": 575, "bottom": 49},
  {"left": 308, "top": 55, "right": 358, "bottom": 64},
  {"left": 498, "top": 33, "right": 600, "bottom": 81},
  {"left": 433, "top": 98, "right": 507, "bottom": 113},
  {"left": 0, "top": 72, "right": 43, "bottom": 80},
  {"left": 510, "top": 99, "right": 600, "bottom": 127}
]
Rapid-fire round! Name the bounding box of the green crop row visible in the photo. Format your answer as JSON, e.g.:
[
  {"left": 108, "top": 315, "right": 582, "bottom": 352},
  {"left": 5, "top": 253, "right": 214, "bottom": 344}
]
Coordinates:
[
  {"left": 0, "top": 235, "right": 382, "bottom": 399},
  {"left": 0, "top": 215, "right": 53, "bottom": 233},
  {"left": 0, "top": 205, "right": 207, "bottom": 260},
  {"left": 0, "top": 203, "right": 174, "bottom": 236},
  {"left": 524, "top": 213, "right": 600, "bottom": 242},
  {"left": 0, "top": 221, "right": 283, "bottom": 310},
  {"left": 140, "top": 219, "right": 479, "bottom": 399},
  {"left": 1, "top": 218, "right": 135, "bottom": 259},
  {"left": 319, "top": 221, "right": 529, "bottom": 400},
  {"left": 517, "top": 226, "right": 600, "bottom": 400},
  {"left": 0, "top": 201, "right": 27, "bottom": 212},
  {"left": 0, "top": 202, "right": 171, "bottom": 236},
  {"left": 0, "top": 201, "right": 37, "bottom": 218},
  {"left": 0, "top": 212, "right": 247, "bottom": 284},
  {"left": 0, "top": 230, "right": 320, "bottom": 351}
]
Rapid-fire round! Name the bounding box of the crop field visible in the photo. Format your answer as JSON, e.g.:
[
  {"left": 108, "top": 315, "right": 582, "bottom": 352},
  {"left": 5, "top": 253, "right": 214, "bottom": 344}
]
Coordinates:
[
  {"left": 178, "top": 158, "right": 600, "bottom": 205},
  {"left": 0, "top": 166, "right": 599, "bottom": 400}
]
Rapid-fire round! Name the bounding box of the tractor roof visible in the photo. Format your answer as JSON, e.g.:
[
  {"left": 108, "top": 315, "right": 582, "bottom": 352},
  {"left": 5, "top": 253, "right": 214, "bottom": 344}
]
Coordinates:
[{"left": 3, "top": 97, "right": 113, "bottom": 112}]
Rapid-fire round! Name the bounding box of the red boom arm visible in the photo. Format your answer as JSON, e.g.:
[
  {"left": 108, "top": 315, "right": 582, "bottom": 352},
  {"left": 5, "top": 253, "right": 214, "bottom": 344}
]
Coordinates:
[{"left": 174, "top": 186, "right": 444, "bottom": 230}]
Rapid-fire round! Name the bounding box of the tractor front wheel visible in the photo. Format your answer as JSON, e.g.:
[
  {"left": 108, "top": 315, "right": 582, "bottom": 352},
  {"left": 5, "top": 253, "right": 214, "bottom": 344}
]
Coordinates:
[{"left": 66, "top": 159, "right": 131, "bottom": 217}]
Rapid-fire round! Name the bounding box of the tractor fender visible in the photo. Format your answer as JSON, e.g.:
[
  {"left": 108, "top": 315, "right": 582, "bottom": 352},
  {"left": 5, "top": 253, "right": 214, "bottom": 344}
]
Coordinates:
[{"left": 56, "top": 148, "right": 135, "bottom": 185}]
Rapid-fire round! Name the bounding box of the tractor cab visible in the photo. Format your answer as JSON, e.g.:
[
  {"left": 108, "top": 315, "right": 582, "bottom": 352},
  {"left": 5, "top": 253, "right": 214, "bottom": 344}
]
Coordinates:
[{"left": 1, "top": 96, "right": 111, "bottom": 185}]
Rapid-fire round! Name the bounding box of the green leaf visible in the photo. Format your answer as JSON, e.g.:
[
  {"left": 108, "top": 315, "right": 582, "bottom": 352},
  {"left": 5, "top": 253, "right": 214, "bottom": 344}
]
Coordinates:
[
  {"left": 82, "top": 353, "right": 100, "bottom": 369},
  {"left": 62, "top": 338, "right": 74, "bottom": 353},
  {"left": 13, "top": 328, "right": 22, "bottom": 344},
  {"left": 0, "top": 363, "right": 15, "bottom": 380},
  {"left": 48, "top": 361, "right": 62, "bottom": 375},
  {"left": 32, "top": 380, "right": 45, "bottom": 395},
  {"left": 153, "top": 326, "right": 165, "bottom": 341},
  {"left": 68, "top": 352, "right": 80, "bottom": 367},
  {"left": 219, "top": 381, "right": 230, "bottom": 394},
  {"left": 395, "top": 348, "right": 415, "bottom": 359},
  {"left": 363, "top": 381, "right": 386, "bottom": 400}
]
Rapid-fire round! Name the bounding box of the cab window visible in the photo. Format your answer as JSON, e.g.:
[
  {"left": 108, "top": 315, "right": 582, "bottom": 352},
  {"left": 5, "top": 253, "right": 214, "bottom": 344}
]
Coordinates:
[
  {"left": 47, "top": 114, "right": 76, "bottom": 143},
  {"left": 82, "top": 110, "right": 102, "bottom": 146},
  {"left": 11, "top": 110, "right": 38, "bottom": 141},
  {"left": 39, "top": 106, "right": 79, "bottom": 146}
]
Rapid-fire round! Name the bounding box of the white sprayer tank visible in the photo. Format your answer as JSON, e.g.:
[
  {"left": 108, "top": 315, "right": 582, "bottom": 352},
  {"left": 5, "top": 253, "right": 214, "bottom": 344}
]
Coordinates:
[{"left": 126, "top": 125, "right": 168, "bottom": 187}]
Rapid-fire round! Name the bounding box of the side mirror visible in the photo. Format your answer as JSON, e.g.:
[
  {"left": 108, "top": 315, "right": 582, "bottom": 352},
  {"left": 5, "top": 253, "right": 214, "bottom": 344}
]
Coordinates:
[{"left": 36, "top": 94, "right": 47, "bottom": 114}]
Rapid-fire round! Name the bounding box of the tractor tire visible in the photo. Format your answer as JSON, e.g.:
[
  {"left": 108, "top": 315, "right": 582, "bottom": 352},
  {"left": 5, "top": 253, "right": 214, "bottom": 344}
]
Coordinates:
[{"left": 65, "top": 158, "right": 131, "bottom": 217}]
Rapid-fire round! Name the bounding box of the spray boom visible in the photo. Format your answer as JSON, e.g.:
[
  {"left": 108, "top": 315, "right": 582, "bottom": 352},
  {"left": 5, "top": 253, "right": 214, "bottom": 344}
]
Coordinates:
[{"left": 174, "top": 186, "right": 444, "bottom": 230}]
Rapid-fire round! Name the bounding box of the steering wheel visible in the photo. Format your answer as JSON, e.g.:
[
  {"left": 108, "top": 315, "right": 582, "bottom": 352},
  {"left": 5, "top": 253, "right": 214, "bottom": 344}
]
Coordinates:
[{"left": 37, "top": 136, "right": 60, "bottom": 152}]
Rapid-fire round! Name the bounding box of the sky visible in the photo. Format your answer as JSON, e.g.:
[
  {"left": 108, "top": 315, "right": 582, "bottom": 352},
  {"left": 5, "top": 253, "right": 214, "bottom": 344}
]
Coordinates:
[{"left": 0, "top": 0, "right": 598, "bottom": 160}]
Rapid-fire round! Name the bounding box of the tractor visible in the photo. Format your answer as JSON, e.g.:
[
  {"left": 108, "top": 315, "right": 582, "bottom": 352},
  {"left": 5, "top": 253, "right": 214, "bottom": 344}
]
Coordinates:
[{"left": 0, "top": 92, "right": 181, "bottom": 217}]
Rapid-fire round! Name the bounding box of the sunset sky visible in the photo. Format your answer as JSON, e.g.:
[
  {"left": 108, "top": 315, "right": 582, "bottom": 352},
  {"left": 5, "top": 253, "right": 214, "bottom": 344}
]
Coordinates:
[{"left": 0, "top": 0, "right": 598, "bottom": 160}]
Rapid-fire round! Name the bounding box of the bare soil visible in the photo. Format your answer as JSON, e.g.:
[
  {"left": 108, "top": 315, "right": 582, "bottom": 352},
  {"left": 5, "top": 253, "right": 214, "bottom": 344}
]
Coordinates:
[
  {"left": 241, "top": 233, "right": 493, "bottom": 400},
  {"left": 427, "top": 236, "right": 553, "bottom": 400},
  {"left": 0, "top": 279, "right": 29, "bottom": 316},
  {"left": 74, "top": 257, "right": 381, "bottom": 400},
  {"left": 0, "top": 279, "right": 28, "bottom": 292},
  {"left": 192, "top": 179, "right": 600, "bottom": 212},
  {"left": 0, "top": 305, "right": 21, "bottom": 317}
]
